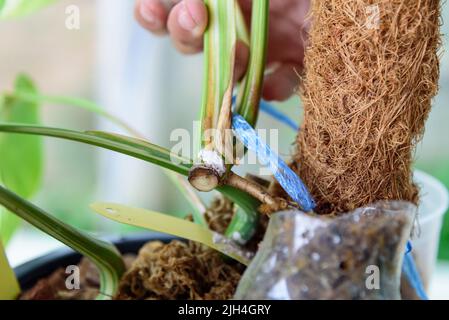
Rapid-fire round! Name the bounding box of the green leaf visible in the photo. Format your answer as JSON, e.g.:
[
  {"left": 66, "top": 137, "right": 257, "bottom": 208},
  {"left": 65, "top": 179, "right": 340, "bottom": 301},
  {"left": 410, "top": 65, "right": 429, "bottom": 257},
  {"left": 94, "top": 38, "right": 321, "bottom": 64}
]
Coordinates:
[
  {"left": 0, "top": 185, "right": 125, "bottom": 299},
  {"left": 0, "top": 0, "right": 57, "bottom": 18},
  {"left": 0, "top": 76, "right": 42, "bottom": 198},
  {"left": 0, "top": 75, "right": 43, "bottom": 244},
  {"left": 86, "top": 131, "right": 192, "bottom": 175},
  {"left": 0, "top": 124, "right": 192, "bottom": 176},
  {"left": 9, "top": 92, "right": 144, "bottom": 138}
]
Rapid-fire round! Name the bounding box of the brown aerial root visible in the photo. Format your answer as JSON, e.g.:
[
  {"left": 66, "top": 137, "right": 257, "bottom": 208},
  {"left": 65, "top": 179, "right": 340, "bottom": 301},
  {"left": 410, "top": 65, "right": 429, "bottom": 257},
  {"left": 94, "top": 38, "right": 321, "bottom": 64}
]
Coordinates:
[
  {"left": 295, "top": 0, "right": 441, "bottom": 214},
  {"left": 225, "top": 172, "right": 289, "bottom": 213},
  {"left": 189, "top": 164, "right": 289, "bottom": 214}
]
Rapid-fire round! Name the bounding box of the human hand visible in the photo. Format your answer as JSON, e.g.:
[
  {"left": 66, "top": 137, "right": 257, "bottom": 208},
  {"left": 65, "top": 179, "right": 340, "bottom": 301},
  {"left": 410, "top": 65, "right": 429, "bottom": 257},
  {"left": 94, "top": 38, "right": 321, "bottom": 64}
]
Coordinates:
[{"left": 135, "top": 0, "right": 310, "bottom": 101}]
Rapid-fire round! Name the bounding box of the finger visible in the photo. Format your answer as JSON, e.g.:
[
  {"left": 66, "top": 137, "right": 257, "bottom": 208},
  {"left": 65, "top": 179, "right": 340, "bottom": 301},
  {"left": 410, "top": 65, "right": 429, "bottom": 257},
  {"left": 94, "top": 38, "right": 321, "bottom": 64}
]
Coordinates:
[
  {"left": 135, "top": 0, "right": 174, "bottom": 35},
  {"left": 262, "top": 64, "right": 301, "bottom": 101},
  {"left": 234, "top": 41, "right": 250, "bottom": 82},
  {"left": 167, "top": 0, "right": 208, "bottom": 54}
]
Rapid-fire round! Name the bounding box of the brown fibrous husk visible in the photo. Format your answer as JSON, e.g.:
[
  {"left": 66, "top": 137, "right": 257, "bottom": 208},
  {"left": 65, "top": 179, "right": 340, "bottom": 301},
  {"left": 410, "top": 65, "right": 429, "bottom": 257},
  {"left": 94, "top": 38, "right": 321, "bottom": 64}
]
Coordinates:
[{"left": 295, "top": 0, "right": 441, "bottom": 214}]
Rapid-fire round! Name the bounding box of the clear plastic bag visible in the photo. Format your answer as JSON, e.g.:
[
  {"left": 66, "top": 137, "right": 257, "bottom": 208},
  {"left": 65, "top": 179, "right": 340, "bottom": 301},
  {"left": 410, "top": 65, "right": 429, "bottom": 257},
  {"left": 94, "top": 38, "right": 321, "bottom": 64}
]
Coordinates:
[{"left": 235, "top": 201, "right": 416, "bottom": 300}]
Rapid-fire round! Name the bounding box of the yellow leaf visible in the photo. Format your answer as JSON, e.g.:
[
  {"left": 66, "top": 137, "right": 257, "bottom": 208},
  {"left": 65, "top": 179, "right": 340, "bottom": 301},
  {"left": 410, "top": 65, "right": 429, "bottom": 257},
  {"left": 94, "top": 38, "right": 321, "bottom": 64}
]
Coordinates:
[
  {"left": 90, "top": 203, "right": 253, "bottom": 266},
  {"left": 0, "top": 241, "right": 20, "bottom": 300}
]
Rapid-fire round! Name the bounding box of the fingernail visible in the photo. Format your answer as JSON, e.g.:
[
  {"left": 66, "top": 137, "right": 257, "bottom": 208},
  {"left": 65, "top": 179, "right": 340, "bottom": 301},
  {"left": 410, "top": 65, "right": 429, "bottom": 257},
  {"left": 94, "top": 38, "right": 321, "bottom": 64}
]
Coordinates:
[
  {"left": 178, "top": 3, "right": 198, "bottom": 33},
  {"left": 140, "top": 0, "right": 161, "bottom": 28}
]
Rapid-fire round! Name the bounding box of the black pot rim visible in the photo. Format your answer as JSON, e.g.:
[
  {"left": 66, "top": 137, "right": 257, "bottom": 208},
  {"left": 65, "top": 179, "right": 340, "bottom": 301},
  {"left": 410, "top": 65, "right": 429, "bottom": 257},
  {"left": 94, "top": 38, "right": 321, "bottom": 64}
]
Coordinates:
[{"left": 14, "top": 232, "right": 177, "bottom": 290}]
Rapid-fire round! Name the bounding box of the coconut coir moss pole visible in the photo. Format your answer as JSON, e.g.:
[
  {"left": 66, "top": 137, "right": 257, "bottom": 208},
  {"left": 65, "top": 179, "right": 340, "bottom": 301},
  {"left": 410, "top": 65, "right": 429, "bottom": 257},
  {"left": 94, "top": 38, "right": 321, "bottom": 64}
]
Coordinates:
[{"left": 295, "top": 0, "right": 441, "bottom": 214}]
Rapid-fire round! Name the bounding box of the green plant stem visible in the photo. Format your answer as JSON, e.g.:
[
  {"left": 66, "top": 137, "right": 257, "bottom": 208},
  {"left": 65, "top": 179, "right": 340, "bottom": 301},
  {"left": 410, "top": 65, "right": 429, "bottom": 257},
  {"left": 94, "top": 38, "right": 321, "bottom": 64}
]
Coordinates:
[
  {"left": 199, "top": 0, "right": 236, "bottom": 154},
  {"left": 188, "top": 0, "right": 237, "bottom": 194},
  {"left": 235, "top": 1, "right": 249, "bottom": 46},
  {"left": 218, "top": 185, "right": 260, "bottom": 244},
  {"left": 235, "top": 0, "right": 269, "bottom": 126},
  {"left": 224, "top": 0, "right": 270, "bottom": 243},
  {"left": 0, "top": 185, "right": 125, "bottom": 300}
]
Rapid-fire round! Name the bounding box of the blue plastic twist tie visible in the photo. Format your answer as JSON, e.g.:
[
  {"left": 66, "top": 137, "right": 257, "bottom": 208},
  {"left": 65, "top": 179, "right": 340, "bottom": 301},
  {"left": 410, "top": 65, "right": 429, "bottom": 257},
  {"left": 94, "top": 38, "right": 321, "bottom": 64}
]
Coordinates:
[
  {"left": 231, "top": 96, "right": 299, "bottom": 131},
  {"left": 259, "top": 100, "right": 299, "bottom": 131},
  {"left": 403, "top": 240, "right": 428, "bottom": 300},
  {"left": 232, "top": 113, "right": 315, "bottom": 212},
  {"left": 406, "top": 240, "right": 413, "bottom": 255}
]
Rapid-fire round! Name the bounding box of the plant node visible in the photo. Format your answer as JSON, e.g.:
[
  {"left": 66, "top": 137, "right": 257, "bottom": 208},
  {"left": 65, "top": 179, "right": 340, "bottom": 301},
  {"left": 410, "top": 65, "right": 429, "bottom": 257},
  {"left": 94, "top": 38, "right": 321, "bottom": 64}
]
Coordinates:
[
  {"left": 188, "top": 166, "right": 221, "bottom": 192},
  {"left": 189, "top": 149, "right": 226, "bottom": 192}
]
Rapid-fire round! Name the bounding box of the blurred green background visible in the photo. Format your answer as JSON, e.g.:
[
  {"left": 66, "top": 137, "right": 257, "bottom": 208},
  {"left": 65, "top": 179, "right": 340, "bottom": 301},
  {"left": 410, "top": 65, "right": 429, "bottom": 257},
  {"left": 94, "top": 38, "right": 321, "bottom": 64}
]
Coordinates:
[{"left": 0, "top": 0, "right": 448, "bottom": 266}]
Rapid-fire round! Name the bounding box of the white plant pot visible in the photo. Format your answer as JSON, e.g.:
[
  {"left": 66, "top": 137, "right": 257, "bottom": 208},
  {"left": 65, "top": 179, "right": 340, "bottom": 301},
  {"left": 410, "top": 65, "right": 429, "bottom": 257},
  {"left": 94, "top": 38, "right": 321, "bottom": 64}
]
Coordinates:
[{"left": 412, "top": 170, "right": 449, "bottom": 288}]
